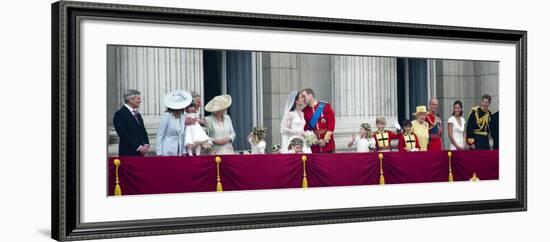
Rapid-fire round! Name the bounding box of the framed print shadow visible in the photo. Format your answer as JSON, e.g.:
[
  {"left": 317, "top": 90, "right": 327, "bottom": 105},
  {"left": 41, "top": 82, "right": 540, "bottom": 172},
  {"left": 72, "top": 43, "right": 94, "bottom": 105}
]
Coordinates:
[{"left": 52, "top": 1, "right": 527, "bottom": 241}]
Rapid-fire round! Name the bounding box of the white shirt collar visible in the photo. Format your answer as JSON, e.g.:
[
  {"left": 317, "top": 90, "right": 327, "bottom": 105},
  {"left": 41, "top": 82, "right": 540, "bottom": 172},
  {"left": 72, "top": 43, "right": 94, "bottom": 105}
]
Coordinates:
[{"left": 124, "top": 104, "right": 137, "bottom": 113}]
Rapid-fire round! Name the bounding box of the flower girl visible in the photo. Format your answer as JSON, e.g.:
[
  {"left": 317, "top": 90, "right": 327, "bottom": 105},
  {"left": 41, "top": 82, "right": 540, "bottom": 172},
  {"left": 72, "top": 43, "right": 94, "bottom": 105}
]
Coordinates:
[
  {"left": 248, "top": 126, "right": 268, "bottom": 154},
  {"left": 184, "top": 102, "right": 212, "bottom": 156},
  {"left": 347, "top": 122, "right": 376, "bottom": 152},
  {"left": 287, "top": 137, "right": 305, "bottom": 154}
]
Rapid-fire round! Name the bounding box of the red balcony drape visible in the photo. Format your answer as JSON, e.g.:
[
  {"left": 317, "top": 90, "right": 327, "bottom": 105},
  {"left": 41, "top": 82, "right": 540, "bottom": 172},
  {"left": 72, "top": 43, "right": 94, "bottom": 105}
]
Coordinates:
[{"left": 108, "top": 150, "right": 498, "bottom": 196}]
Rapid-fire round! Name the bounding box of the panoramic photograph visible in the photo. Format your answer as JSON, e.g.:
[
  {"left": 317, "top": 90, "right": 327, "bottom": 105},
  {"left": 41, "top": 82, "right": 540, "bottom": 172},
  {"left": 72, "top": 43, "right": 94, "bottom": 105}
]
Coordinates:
[{"left": 106, "top": 45, "right": 499, "bottom": 196}]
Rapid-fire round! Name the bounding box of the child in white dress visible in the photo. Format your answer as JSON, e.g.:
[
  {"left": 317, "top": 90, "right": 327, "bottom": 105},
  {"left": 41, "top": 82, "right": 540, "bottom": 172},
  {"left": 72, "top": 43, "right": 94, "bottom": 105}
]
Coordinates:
[
  {"left": 184, "top": 103, "right": 212, "bottom": 156},
  {"left": 347, "top": 122, "right": 376, "bottom": 152},
  {"left": 248, "top": 126, "right": 267, "bottom": 154},
  {"left": 287, "top": 137, "right": 304, "bottom": 154}
]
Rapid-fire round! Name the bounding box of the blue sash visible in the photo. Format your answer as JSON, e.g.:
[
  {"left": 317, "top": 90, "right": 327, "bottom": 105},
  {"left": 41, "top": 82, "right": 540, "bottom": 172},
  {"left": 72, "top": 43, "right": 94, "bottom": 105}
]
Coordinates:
[
  {"left": 309, "top": 102, "right": 326, "bottom": 129},
  {"left": 429, "top": 123, "right": 440, "bottom": 134}
]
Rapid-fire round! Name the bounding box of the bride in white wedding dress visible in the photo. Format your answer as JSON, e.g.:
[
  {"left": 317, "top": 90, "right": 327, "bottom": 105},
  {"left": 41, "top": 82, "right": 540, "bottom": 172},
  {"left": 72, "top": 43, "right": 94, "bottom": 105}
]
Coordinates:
[{"left": 280, "top": 91, "right": 312, "bottom": 154}]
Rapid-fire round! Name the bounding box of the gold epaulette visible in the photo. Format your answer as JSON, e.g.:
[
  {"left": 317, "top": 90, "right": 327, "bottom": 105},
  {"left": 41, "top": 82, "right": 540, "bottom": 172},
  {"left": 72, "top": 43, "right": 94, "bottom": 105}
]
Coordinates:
[
  {"left": 472, "top": 106, "right": 490, "bottom": 132},
  {"left": 468, "top": 106, "right": 479, "bottom": 118}
]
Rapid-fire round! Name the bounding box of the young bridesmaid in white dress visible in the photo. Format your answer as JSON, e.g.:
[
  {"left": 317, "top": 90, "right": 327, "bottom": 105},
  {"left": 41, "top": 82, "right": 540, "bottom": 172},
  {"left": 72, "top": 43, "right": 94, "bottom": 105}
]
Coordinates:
[
  {"left": 347, "top": 122, "right": 376, "bottom": 152},
  {"left": 183, "top": 103, "right": 212, "bottom": 156},
  {"left": 287, "top": 137, "right": 305, "bottom": 154},
  {"left": 247, "top": 126, "right": 267, "bottom": 154}
]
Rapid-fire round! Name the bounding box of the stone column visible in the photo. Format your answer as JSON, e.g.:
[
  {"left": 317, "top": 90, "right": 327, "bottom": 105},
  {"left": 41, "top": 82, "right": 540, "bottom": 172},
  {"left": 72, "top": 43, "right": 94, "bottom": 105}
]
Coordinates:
[
  {"left": 331, "top": 56, "right": 398, "bottom": 150},
  {"left": 110, "top": 46, "right": 204, "bottom": 119},
  {"left": 435, "top": 60, "right": 499, "bottom": 149},
  {"left": 107, "top": 46, "right": 204, "bottom": 156},
  {"left": 261, "top": 53, "right": 332, "bottom": 150}
]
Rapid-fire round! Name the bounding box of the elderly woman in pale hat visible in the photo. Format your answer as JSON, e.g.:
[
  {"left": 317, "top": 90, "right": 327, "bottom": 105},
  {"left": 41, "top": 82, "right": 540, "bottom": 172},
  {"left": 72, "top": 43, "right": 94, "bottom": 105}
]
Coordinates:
[
  {"left": 156, "top": 90, "right": 193, "bottom": 156},
  {"left": 204, "top": 95, "right": 236, "bottom": 155},
  {"left": 411, "top": 105, "right": 430, "bottom": 151}
]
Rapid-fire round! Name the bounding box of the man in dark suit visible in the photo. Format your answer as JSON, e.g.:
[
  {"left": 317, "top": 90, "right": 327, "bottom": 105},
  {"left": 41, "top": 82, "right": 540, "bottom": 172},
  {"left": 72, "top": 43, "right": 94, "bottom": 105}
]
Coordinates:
[{"left": 113, "top": 89, "right": 150, "bottom": 156}]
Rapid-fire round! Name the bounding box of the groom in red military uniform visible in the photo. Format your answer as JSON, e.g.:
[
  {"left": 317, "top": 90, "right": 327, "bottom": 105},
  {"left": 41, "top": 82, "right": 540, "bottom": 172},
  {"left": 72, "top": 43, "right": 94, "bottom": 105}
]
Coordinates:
[{"left": 301, "top": 88, "right": 336, "bottom": 153}]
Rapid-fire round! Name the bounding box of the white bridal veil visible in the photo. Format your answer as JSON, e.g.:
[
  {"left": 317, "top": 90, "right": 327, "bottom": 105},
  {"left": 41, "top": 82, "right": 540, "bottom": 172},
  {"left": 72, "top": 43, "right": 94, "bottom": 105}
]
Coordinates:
[{"left": 280, "top": 91, "right": 299, "bottom": 153}]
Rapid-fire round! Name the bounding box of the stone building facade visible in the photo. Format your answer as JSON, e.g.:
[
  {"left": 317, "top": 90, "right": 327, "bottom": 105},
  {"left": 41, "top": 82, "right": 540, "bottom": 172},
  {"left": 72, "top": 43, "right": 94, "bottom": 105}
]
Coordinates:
[{"left": 107, "top": 46, "right": 498, "bottom": 156}]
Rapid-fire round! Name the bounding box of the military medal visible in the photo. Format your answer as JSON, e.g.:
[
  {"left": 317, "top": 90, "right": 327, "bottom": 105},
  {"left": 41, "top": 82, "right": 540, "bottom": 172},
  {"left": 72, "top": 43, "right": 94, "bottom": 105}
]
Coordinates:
[{"left": 321, "top": 118, "right": 326, "bottom": 123}]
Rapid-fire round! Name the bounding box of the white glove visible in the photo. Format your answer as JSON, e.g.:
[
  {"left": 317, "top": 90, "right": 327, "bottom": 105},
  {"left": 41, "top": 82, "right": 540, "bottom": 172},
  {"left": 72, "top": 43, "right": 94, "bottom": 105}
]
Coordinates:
[{"left": 394, "top": 121, "right": 402, "bottom": 131}]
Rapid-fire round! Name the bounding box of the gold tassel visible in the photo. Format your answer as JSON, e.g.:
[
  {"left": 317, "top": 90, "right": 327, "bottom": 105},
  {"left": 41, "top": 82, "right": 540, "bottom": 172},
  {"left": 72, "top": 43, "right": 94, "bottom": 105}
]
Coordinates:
[
  {"left": 113, "top": 159, "right": 122, "bottom": 196},
  {"left": 301, "top": 155, "right": 308, "bottom": 188},
  {"left": 448, "top": 151, "right": 454, "bottom": 182},
  {"left": 114, "top": 185, "right": 122, "bottom": 196},
  {"left": 378, "top": 153, "right": 385, "bottom": 185},
  {"left": 215, "top": 156, "right": 223, "bottom": 192}
]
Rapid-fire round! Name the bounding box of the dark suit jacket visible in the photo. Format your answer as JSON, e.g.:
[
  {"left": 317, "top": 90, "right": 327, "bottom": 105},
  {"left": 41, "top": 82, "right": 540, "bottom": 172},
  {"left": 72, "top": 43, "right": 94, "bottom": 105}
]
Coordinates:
[
  {"left": 113, "top": 106, "right": 149, "bottom": 156},
  {"left": 490, "top": 111, "right": 499, "bottom": 150}
]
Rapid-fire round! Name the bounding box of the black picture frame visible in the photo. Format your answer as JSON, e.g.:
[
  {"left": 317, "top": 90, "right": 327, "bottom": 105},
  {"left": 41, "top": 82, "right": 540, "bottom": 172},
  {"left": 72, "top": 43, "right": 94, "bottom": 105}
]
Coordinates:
[{"left": 52, "top": 1, "right": 527, "bottom": 241}]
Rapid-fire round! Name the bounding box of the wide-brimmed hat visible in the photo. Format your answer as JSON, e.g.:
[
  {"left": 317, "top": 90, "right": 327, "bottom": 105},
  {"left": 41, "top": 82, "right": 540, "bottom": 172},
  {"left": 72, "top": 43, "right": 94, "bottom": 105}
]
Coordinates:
[
  {"left": 205, "top": 95, "right": 232, "bottom": 112},
  {"left": 164, "top": 90, "right": 192, "bottom": 110},
  {"left": 413, "top": 105, "right": 428, "bottom": 116}
]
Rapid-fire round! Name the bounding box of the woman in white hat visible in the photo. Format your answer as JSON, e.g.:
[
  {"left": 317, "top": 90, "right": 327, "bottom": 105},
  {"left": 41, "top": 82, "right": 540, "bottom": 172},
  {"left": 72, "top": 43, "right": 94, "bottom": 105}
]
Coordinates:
[
  {"left": 204, "top": 95, "right": 236, "bottom": 155},
  {"left": 411, "top": 105, "right": 430, "bottom": 151},
  {"left": 156, "top": 90, "right": 193, "bottom": 156}
]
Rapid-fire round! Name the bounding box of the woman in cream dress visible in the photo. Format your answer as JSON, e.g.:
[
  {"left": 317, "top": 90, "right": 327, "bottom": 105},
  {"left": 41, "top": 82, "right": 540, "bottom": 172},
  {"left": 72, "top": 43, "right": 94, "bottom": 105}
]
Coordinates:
[
  {"left": 280, "top": 91, "right": 312, "bottom": 154},
  {"left": 204, "top": 95, "right": 237, "bottom": 155}
]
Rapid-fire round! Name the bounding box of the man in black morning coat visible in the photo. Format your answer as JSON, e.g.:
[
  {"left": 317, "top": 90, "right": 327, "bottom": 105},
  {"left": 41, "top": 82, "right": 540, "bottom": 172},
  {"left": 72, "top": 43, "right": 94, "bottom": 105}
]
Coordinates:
[{"left": 113, "top": 89, "right": 150, "bottom": 156}]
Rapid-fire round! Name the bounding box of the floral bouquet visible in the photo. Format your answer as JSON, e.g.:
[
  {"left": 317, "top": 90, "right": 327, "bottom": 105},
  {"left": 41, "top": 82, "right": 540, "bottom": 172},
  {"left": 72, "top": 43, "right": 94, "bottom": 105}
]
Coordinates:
[
  {"left": 271, "top": 144, "right": 281, "bottom": 153},
  {"left": 303, "top": 130, "right": 317, "bottom": 147},
  {"left": 368, "top": 142, "right": 376, "bottom": 151}
]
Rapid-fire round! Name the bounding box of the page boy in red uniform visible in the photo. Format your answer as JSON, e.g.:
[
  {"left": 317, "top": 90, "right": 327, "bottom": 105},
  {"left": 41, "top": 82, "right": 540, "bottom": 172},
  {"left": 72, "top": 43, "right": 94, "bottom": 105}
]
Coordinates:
[
  {"left": 372, "top": 116, "right": 399, "bottom": 152},
  {"left": 398, "top": 119, "right": 420, "bottom": 152}
]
